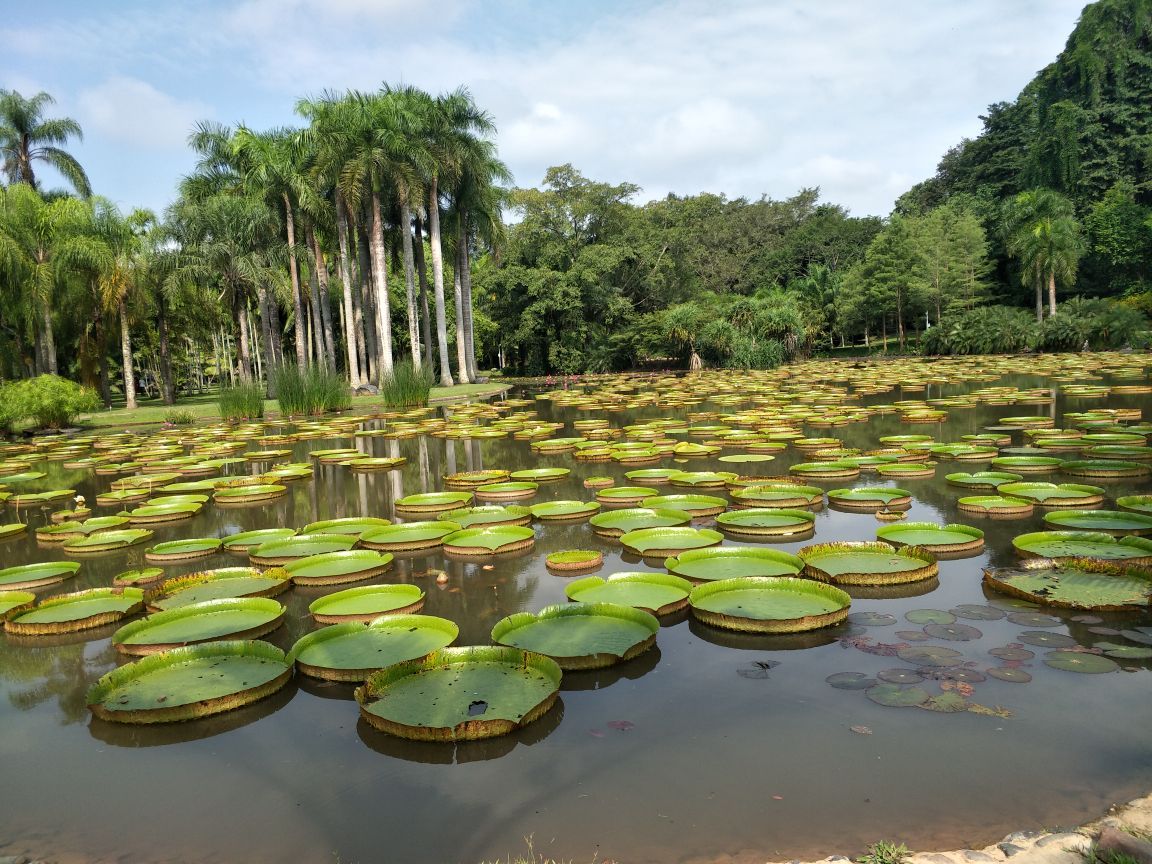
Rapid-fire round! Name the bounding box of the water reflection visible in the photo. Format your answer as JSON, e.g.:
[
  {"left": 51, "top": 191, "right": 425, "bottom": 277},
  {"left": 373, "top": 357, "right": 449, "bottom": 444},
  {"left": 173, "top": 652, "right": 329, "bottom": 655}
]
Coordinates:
[
  {"left": 357, "top": 696, "right": 564, "bottom": 763},
  {"left": 560, "top": 646, "right": 661, "bottom": 691},
  {"left": 687, "top": 616, "right": 847, "bottom": 651}
]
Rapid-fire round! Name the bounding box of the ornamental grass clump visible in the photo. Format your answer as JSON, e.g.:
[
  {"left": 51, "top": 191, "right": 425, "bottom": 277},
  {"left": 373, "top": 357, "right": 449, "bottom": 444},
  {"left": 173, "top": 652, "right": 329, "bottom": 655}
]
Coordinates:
[
  {"left": 379, "top": 360, "right": 435, "bottom": 407},
  {"left": 273, "top": 364, "right": 351, "bottom": 416},
  {"left": 218, "top": 382, "right": 266, "bottom": 421}
]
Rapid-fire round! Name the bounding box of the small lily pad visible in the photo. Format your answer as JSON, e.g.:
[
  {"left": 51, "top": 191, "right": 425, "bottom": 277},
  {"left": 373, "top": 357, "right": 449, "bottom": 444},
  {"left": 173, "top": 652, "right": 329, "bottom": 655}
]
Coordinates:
[
  {"left": 1016, "top": 631, "right": 1077, "bottom": 648},
  {"left": 986, "top": 667, "right": 1032, "bottom": 683},
  {"left": 1043, "top": 650, "right": 1118, "bottom": 673},
  {"left": 825, "top": 672, "right": 877, "bottom": 690},
  {"left": 905, "top": 609, "right": 955, "bottom": 625},
  {"left": 865, "top": 683, "right": 931, "bottom": 707}
]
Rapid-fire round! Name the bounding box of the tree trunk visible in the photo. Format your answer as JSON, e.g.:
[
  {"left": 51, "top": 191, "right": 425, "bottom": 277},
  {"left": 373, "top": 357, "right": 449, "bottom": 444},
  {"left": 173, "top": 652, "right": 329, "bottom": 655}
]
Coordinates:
[
  {"left": 95, "top": 315, "right": 111, "bottom": 408},
  {"left": 237, "top": 303, "right": 252, "bottom": 381},
  {"left": 255, "top": 284, "right": 278, "bottom": 395},
  {"left": 308, "top": 225, "right": 337, "bottom": 370},
  {"left": 157, "top": 291, "right": 175, "bottom": 404},
  {"left": 284, "top": 194, "right": 307, "bottom": 367},
  {"left": 307, "top": 262, "right": 326, "bottom": 369},
  {"left": 400, "top": 196, "right": 422, "bottom": 367},
  {"left": 357, "top": 225, "right": 378, "bottom": 383},
  {"left": 428, "top": 178, "right": 454, "bottom": 387},
  {"left": 369, "top": 191, "right": 394, "bottom": 379},
  {"left": 118, "top": 299, "right": 137, "bottom": 410},
  {"left": 413, "top": 213, "right": 433, "bottom": 370},
  {"left": 41, "top": 305, "right": 58, "bottom": 375},
  {"left": 896, "top": 288, "right": 905, "bottom": 352},
  {"left": 1047, "top": 271, "right": 1057, "bottom": 317},
  {"left": 459, "top": 217, "right": 479, "bottom": 381},
  {"left": 334, "top": 195, "right": 362, "bottom": 387},
  {"left": 1035, "top": 279, "right": 1044, "bottom": 323},
  {"left": 452, "top": 241, "right": 469, "bottom": 383}
]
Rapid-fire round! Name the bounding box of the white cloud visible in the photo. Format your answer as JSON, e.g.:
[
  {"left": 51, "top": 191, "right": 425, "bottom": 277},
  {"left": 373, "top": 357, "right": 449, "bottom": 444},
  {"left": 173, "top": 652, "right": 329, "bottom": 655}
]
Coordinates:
[{"left": 77, "top": 76, "right": 209, "bottom": 150}]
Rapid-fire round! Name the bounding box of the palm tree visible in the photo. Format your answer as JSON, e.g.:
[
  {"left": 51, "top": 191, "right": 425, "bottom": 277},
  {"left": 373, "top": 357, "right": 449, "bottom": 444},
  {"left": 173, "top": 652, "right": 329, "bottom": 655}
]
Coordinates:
[
  {"left": 0, "top": 90, "right": 91, "bottom": 197},
  {"left": 0, "top": 183, "right": 108, "bottom": 375},
  {"left": 1003, "top": 189, "right": 1085, "bottom": 320}
]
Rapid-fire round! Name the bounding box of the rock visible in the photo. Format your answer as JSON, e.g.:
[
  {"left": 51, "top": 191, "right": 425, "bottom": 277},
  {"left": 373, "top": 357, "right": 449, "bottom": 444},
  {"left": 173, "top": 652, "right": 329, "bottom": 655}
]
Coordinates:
[
  {"left": 354, "top": 383, "right": 379, "bottom": 396},
  {"left": 1036, "top": 834, "right": 1088, "bottom": 849},
  {"left": 963, "top": 852, "right": 1000, "bottom": 862},
  {"left": 1096, "top": 826, "right": 1152, "bottom": 864},
  {"left": 997, "top": 844, "right": 1028, "bottom": 857},
  {"left": 914, "top": 854, "right": 956, "bottom": 864},
  {"left": 0, "top": 856, "right": 31, "bottom": 864}
]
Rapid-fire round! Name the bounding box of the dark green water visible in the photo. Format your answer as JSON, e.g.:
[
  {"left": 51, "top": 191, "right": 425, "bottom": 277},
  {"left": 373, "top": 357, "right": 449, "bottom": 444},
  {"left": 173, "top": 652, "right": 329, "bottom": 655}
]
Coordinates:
[{"left": 1, "top": 375, "right": 1150, "bottom": 864}]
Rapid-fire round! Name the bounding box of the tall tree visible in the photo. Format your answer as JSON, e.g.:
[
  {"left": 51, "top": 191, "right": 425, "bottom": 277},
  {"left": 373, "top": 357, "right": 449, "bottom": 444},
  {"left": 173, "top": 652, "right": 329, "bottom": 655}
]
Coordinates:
[
  {"left": 1003, "top": 188, "right": 1085, "bottom": 320},
  {"left": 0, "top": 90, "right": 91, "bottom": 197}
]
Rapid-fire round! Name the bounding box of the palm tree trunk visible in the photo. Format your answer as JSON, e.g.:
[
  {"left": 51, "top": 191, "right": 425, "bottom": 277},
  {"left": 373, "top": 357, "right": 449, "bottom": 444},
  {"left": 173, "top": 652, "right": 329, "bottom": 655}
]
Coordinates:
[
  {"left": 334, "top": 195, "right": 362, "bottom": 386},
  {"left": 896, "top": 287, "right": 905, "bottom": 351},
  {"left": 94, "top": 315, "right": 111, "bottom": 407},
  {"left": 255, "top": 284, "right": 278, "bottom": 395},
  {"left": 369, "top": 190, "right": 395, "bottom": 379},
  {"left": 452, "top": 240, "right": 470, "bottom": 383},
  {"left": 308, "top": 226, "right": 337, "bottom": 369},
  {"left": 118, "top": 299, "right": 137, "bottom": 410},
  {"left": 1035, "top": 278, "right": 1043, "bottom": 323},
  {"left": 41, "top": 305, "right": 58, "bottom": 375},
  {"left": 459, "top": 217, "right": 479, "bottom": 381},
  {"left": 284, "top": 195, "right": 307, "bottom": 367},
  {"left": 157, "top": 291, "right": 175, "bottom": 404},
  {"left": 414, "top": 213, "right": 433, "bottom": 369},
  {"left": 307, "top": 263, "right": 326, "bottom": 369},
  {"left": 1047, "top": 271, "right": 1057, "bottom": 317},
  {"left": 356, "top": 226, "right": 378, "bottom": 383},
  {"left": 400, "top": 196, "right": 422, "bottom": 366},
  {"left": 236, "top": 303, "right": 252, "bottom": 381},
  {"left": 428, "top": 178, "right": 454, "bottom": 387}
]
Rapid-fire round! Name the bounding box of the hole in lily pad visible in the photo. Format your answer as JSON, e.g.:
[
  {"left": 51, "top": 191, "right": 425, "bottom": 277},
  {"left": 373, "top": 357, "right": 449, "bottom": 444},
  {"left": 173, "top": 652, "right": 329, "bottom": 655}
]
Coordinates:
[
  {"left": 896, "top": 645, "right": 964, "bottom": 667},
  {"left": 949, "top": 605, "right": 1006, "bottom": 621},
  {"left": 923, "top": 623, "right": 983, "bottom": 642},
  {"left": 895, "top": 630, "right": 933, "bottom": 642},
  {"left": 1007, "top": 611, "right": 1063, "bottom": 628},
  {"left": 847, "top": 612, "right": 897, "bottom": 627},
  {"left": 905, "top": 609, "right": 955, "bottom": 625},
  {"left": 467, "top": 700, "right": 489, "bottom": 716},
  {"left": 826, "top": 672, "right": 877, "bottom": 690},
  {"left": 986, "top": 667, "right": 1032, "bottom": 683},
  {"left": 877, "top": 668, "right": 923, "bottom": 684},
  {"left": 1016, "top": 631, "right": 1077, "bottom": 648},
  {"left": 865, "top": 683, "right": 931, "bottom": 707},
  {"left": 1044, "top": 650, "right": 1119, "bottom": 674},
  {"left": 989, "top": 646, "right": 1035, "bottom": 661}
]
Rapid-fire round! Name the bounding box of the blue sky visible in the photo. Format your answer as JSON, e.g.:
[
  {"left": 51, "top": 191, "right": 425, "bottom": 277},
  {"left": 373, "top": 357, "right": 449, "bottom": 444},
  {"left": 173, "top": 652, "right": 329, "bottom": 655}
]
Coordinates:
[{"left": 4, "top": 0, "right": 1088, "bottom": 217}]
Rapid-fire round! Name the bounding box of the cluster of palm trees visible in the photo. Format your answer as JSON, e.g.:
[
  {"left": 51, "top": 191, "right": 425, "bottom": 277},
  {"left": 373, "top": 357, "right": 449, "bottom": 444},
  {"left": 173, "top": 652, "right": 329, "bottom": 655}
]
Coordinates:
[{"left": 0, "top": 84, "right": 509, "bottom": 409}]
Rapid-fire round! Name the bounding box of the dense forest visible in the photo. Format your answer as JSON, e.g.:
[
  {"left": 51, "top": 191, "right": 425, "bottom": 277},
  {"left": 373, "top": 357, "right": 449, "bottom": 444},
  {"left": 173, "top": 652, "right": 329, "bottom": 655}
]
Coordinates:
[{"left": 1, "top": 0, "right": 1150, "bottom": 408}]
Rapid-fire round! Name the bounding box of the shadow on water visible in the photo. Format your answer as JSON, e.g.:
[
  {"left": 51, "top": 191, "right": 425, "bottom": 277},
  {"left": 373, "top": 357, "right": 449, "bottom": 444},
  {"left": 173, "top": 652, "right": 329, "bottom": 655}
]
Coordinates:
[
  {"left": 560, "top": 645, "right": 662, "bottom": 691},
  {"left": 687, "top": 616, "right": 848, "bottom": 651}
]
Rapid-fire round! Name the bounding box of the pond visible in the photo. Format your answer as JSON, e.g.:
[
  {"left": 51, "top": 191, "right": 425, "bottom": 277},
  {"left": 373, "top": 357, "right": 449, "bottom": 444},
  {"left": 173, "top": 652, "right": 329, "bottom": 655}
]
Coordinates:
[{"left": 1, "top": 357, "right": 1151, "bottom": 864}]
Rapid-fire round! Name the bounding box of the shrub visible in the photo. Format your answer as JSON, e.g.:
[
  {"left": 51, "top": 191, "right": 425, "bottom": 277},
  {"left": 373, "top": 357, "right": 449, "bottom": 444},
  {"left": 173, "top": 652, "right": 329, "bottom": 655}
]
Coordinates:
[
  {"left": 9, "top": 375, "right": 100, "bottom": 429},
  {"left": 922, "top": 306, "right": 1036, "bottom": 355},
  {"left": 379, "top": 361, "right": 435, "bottom": 407},
  {"left": 273, "top": 364, "right": 351, "bottom": 416},
  {"left": 218, "top": 382, "right": 266, "bottom": 421},
  {"left": 1034, "top": 297, "right": 1146, "bottom": 351}
]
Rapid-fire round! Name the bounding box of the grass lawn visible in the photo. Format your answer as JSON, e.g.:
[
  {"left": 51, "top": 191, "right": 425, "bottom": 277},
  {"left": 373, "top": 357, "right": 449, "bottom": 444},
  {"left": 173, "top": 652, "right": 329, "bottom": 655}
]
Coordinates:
[{"left": 76, "top": 382, "right": 512, "bottom": 430}]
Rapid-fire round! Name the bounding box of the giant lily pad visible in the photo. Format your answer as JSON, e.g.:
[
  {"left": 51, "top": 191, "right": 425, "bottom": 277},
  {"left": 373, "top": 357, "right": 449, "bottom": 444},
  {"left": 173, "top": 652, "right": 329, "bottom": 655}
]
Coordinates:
[
  {"left": 983, "top": 558, "right": 1152, "bottom": 610},
  {"left": 355, "top": 646, "right": 561, "bottom": 741},
  {"left": 619, "top": 526, "right": 724, "bottom": 557},
  {"left": 875, "top": 522, "right": 984, "bottom": 553},
  {"left": 715, "top": 508, "right": 816, "bottom": 537},
  {"left": 290, "top": 614, "right": 458, "bottom": 681},
  {"left": 282, "top": 550, "right": 394, "bottom": 586},
  {"left": 1011, "top": 531, "right": 1152, "bottom": 564},
  {"left": 491, "top": 603, "right": 659, "bottom": 670},
  {"left": 144, "top": 537, "right": 223, "bottom": 562},
  {"left": 5, "top": 587, "right": 144, "bottom": 635},
  {"left": 731, "top": 484, "right": 824, "bottom": 507},
  {"left": 437, "top": 506, "right": 532, "bottom": 528},
  {"left": 639, "top": 494, "right": 727, "bottom": 517},
  {"left": 36, "top": 516, "right": 130, "bottom": 542},
  {"left": 800, "top": 541, "right": 938, "bottom": 586},
  {"left": 359, "top": 521, "right": 462, "bottom": 551},
  {"left": 510, "top": 467, "right": 570, "bottom": 482},
  {"left": 957, "top": 496, "right": 1034, "bottom": 516},
  {"left": 1060, "top": 459, "right": 1150, "bottom": 479},
  {"left": 249, "top": 534, "right": 358, "bottom": 566},
  {"left": 222, "top": 528, "right": 298, "bottom": 552},
  {"left": 991, "top": 456, "right": 1062, "bottom": 472},
  {"left": 1043, "top": 510, "right": 1152, "bottom": 535},
  {"left": 528, "top": 500, "right": 601, "bottom": 521},
  {"left": 594, "top": 486, "right": 660, "bottom": 505},
  {"left": 300, "top": 517, "right": 392, "bottom": 537},
  {"left": 1117, "top": 495, "right": 1152, "bottom": 515},
  {"left": 565, "top": 573, "right": 693, "bottom": 616},
  {"left": 111, "top": 598, "right": 286, "bottom": 654},
  {"left": 443, "top": 470, "right": 510, "bottom": 488},
  {"left": 996, "top": 483, "right": 1105, "bottom": 507},
  {"left": 126, "top": 502, "right": 203, "bottom": 524},
  {"left": 0, "top": 590, "right": 36, "bottom": 618},
  {"left": 945, "top": 471, "right": 1023, "bottom": 490},
  {"left": 689, "top": 577, "right": 851, "bottom": 633},
  {"left": 212, "top": 483, "right": 288, "bottom": 505},
  {"left": 827, "top": 487, "right": 912, "bottom": 511},
  {"left": 442, "top": 526, "right": 536, "bottom": 556},
  {"left": 150, "top": 567, "right": 292, "bottom": 611},
  {"left": 474, "top": 482, "right": 539, "bottom": 500},
  {"left": 87, "top": 640, "right": 293, "bottom": 724},
  {"left": 308, "top": 584, "right": 426, "bottom": 623},
  {"left": 589, "top": 507, "right": 692, "bottom": 537},
  {"left": 62, "top": 529, "right": 153, "bottom": 555},
  {"left": 665, "top": 547, "right": 804, "bottom": 581},
  {"left": 395, "top": 491, "right": 475, "bottom": 513},
  {"left": 0, "top": 561, "right": 82, "bottom": 590}
]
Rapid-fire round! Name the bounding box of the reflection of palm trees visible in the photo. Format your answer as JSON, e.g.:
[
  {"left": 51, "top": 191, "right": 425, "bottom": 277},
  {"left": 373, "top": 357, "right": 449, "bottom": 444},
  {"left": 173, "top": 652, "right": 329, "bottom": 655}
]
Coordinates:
[{"left": 0, "top": 638, "right": 118, "bottom": 725}]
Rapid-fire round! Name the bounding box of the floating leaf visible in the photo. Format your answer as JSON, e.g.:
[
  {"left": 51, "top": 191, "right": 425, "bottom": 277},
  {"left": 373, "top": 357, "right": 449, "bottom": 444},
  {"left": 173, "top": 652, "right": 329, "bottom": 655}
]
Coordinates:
[
  {"left": 825, "top": 672, "right": 877, "bottom": 690},
  {"left": 905, "top": 609, "right": 955, "bottom": 625},
  {"left": 950, "top": 604, "right": 1006, "bottom": 621},
  {"left": 1043, "top": 650, "right": 1119, "bottom": 674},
  {"left": 923, "top": 622, "right": 983, "bottom": 641},
  {"left": 1007, "top": 611, "right": 1063, "bottom": 628},
  {"left": 896, "top": 645, "right": 964, "bottom": 667},
  {"left": 865, "top": 683, "right": 931, "bottom": 707},
  {"left": 1016, "top": 631, "right": 1077, "bottom": 648},
  {"left": 876, "top": 668, "right": 922, "bottom": 684},
  {"left": 985, "top": 667, "right": 1032, "bottom": 683},
  {"left": 847, "top": 612, "right": 897, "bottom": 627}
]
